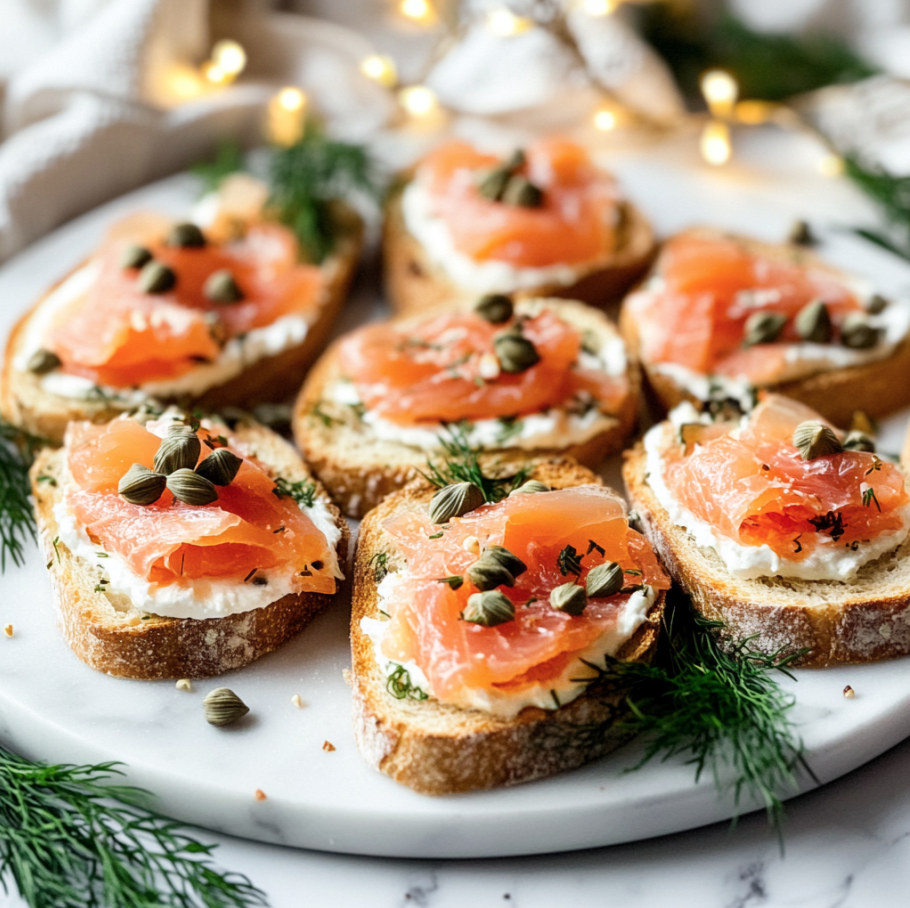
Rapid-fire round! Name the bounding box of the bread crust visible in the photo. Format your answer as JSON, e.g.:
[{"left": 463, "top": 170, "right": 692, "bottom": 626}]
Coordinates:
[
  {"left": 620, "top": 227, "right": 910, "bottom": 426},
  {"left": 293, "top": 298, "right": 639, "bottom": 518},
  {"left": 623, "top": 442, "right": 910, "bottom": 667},
  {"left": 31, "top": 420, "right": 349, "bottom": 680},
  {"left": 2, "top": 214, "right": 363, "bottom": 443},
  {"left": 350, "top": 461, "right": 666, "bottom": 795},
  {"left": 382, "top": 176, "right": 656, "bottom": 316}
]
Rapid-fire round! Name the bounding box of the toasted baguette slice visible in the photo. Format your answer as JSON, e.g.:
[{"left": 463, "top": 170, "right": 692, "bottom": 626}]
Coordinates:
[
  {"left": 383, "top": 177, "right": 656, "bottom": 316},
  {"left": 293, "top": 297, "right": 640, "bottom": 518},
  {"left": 351, "top": 461, "right": 666, "bottom": 795},
  {"left": 620, "top": 227, "right": 910, "bottom": 426},
  {"left": 623, "top": 442, "right": 910, "bottom": 667},
  {"left": 31, "top": 419, "right": 349, "bottom": 680},
  {"left": 2, "top": 212, "right": 363, "bottom": 444}
]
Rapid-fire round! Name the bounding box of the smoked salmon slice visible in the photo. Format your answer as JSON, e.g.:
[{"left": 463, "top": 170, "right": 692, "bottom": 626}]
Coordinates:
[
  {"left": 64, "top": 417, "right": 336, "bottom": 592},
  {"left": 377, "top": 486, "right": 669, "bottom": 704},
  {"left": 663, "top": 395, "right": 909, "bottom": 560},
  {"left": 629, "top": 233, "right": 865, "bottom": 381},
  {"left": 46, "top": 219, "right": 322, "bottom": 388},
  {"left": 416, "top": 138, "right": 620, "bottom": 268},
  {"left": 336, "top": 308, "right": 627, "bottom": 425}
]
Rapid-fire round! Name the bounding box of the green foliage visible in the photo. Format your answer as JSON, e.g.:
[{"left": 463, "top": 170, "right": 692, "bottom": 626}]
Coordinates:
[
  {"left": 0, "top": 746, "right": 267, "bottom": 908},
  {"left": 578, "top": 594, "right": 813, "bottom": 840},
  {"left": 191, "top": 139, "right": 245, "bottom": 193},
  {"left": 0, "top": 421, "right": 48, "bottom": 572},
  {"left": 272, "top": 476, "right": 317, "bottom": 509},
  {"left": 422, "top": 424, "right": 529, "bottom": 503},
  {"left": 268, "top": 121, "right": 376, "bottom": 263},
  {"left": 844, "top": 155, "right": 910, "bottom": 263},
  {"left": 641, "top": 8, "right": 877, "bottom": 103},
  {"left": 386, "top": 665, "right": 428, "bottom": 701}
]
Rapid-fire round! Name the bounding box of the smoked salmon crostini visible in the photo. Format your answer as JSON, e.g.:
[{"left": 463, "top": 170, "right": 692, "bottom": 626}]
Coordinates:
[
  {"left": 293, "top": 295, "right": 639, "bottom": 518},
  {"left": 383, "top": 138, "right": 656, "bottom": 314},
  {"left": 351, "top": 459, "right": 669, "bottom": 794},
  {"left": 624, "top": 393, "right": 910, "bottom": 667},
  {"left": 620, "top": 228, "right": 910, "bottom": 426},
  {"left": 2, "top": 173, "right": 363, "bottom": 443},
  {"left": 30, "top": 406, "right": 348, "bottom": 679}
]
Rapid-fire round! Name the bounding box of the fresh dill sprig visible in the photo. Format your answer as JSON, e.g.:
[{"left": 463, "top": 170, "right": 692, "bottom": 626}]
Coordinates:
[
  {"left": 0, "top": 420, "right": 48, "bottom": 572},
  {"left": 843, "top": 155, "right": 910, "bottom": 263},
  {"left": 0, "top": 744, "right": 267, "bottom": 908},
  {"left": 386, "top": 665, "right": 428, "bottom": 701},
  {"left": 268, "top": 120, "right": 377, "bottom": 264},
  {"left": 272, "top": 476, "right": 317, "bottom": 509},
  {"left": 577, "top": 595, "right": 814, "bottom": 842},
  {"left": 191, "top": 138, "right": 245, "bottom": 193},
  {"left": 421, "top": 424, "right": 529, "bottom": 503}
]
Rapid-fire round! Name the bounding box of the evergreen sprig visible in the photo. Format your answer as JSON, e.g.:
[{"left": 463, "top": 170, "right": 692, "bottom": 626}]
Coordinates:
[
  {"left": 0, "top": 745, "right": 267, "bottom": 908},
  {"left": 843, "top": 155, "right": 910, "bottom": 263},
  {"left": 578, "top": 595, "right": 814, "bottom": 841},
  {"left": 0, "top": 420, "right": 48, "bottom": 572},
  {"left": 422, "top": 424, "right": 529, "bottom": 503}
]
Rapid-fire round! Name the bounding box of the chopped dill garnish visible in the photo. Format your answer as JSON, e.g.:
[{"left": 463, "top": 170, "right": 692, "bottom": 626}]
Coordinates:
[
  {"left": 35, "top": 474, "right": 56, "bottom": 486},
  {"left": 0, "top": 744, "right": 266, "bottom": 907},
  {"left": 370, "top": 552, "right": 389, "bottom": 583},
  {"left": 863, "top": 487, "right": 881, "bottom": 511},
  {"left": 575, "top": 595, "right": 814, "bottom": 843},
  {"left": 272, "top": 477, "right": 317, "bottom": 509},
  {"left": 557, "top": 544, "right": 583, "bottom": 578},
  {"left": 386, "top": 664, "right": 429, "bottom": 701},
  {"left": 310, "top": 402, "right": 339, "bottom": 428},
  {"left": 0, "top": 420, "right": 49, "bottom": 572},
  {"left": 422, "top": 424, "right": 529, "bottom": 503},
  {"left": 428, "top": 531, "right": 444, "bottom": 539},
  {"left": 495, "top": 416, "right": 524, "bottom": 445}
]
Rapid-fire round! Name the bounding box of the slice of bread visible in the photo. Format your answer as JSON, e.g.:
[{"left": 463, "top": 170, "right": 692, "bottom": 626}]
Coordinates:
[
  {"left": 30, "top": 418, "right": 349, "bottom": 680},
  {"left": 382, "top": 176, "right": 656, "bottom": 316},
  {"left": 623, "top": 442, "right": 910, "bottom": 667},
  {"left": 350, "top": 460, "right": 667, "bottom": 795},
  {"left": 293, "top": 297, "right": 640, "bottom": 518},
  {"left": 2, "top": 211, "right": 363, "bottom": 444},
  {"left": 620, "top": 227, "right": 910, "bottom": 426}
]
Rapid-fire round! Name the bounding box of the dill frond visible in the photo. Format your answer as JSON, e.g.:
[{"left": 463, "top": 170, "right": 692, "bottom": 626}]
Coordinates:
[
  {"left": 0, "top": 745, "right": 267, "bottom": 907},
  {"left": 421, "top": 424, "right": 529, "bottom": 503},
  {"left": 0, "top": 420, "right": 48, "bottom": 572},
  {"left": 844, "top": 156, "right": 910, "bottom": 263},
  {"left": 577, "top": 594, "right": 814, "bottom": 844}
]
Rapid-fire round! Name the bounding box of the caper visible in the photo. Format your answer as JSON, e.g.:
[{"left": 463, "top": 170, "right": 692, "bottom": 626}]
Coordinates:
[
  {"left": 204, "top": 270, "right": 244, "bottom": 304},
  {"left": 120, "top": 244, "right": 153, "bottom": 270},
  {"left": 27, "top": 348, "right": 61, "bottom": 375},
  {"left": 137, "top": 261, "right": 176, "bottom": 294},
  {"left": 165, "top": 222, "right": 206, "bottom": 248}
]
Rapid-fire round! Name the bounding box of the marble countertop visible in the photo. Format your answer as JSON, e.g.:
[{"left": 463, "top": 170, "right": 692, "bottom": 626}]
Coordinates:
[{"left": 4, "top": 735, "right": 906, "bottom": 907}]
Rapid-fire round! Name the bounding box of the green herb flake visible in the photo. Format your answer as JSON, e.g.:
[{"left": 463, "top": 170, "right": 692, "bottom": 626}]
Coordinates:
[
  {"left": 557, "top": 544, "right": 583, "bottom": 578},
  {"left": 495, "top": 416, "right": 524, "bottom": 445},
  {"left": 272, "top": 477, "right": 317, "bottom": 509},
  {"left": 386, "top": 664, "right": 429, "bottom": 701},
  {"left": 370, "top": 552, "right": 389, "bottom": 583},
  {"left": 436, "top": 575, "right": 464, "bottom": 590},
  {"left": 863, "top": 487, "right": 881, "bottom": 511}
]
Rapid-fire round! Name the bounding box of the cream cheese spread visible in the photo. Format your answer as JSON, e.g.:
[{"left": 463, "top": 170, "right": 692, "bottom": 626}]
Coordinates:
[
  {"left": 643, "top": 402, "right": 910, "bottom": 581},
  {"left": 361, "top": 571, "right": 655, "bottom": 720}
]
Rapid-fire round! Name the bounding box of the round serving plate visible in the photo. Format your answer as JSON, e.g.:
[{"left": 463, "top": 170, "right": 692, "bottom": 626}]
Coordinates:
[{"left": 2, "top": 131, "right": 910, "bottom": 859}]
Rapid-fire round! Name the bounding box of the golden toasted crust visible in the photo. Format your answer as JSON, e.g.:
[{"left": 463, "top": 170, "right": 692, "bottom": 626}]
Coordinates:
[
  {"left": 623, "top": 441, "right": 910, "bottom": 667},
  {"left": 620, "top": 227, "right": 910, "bottom": 426},
  {"left": 382, "top": 177, "right": 656, "bottom": 316},
  {"left": 350, "top": 461, "right": 666, "bottom": 795},
  {"left": 2, "top": 214, "right": 363, "bottom": 443},
  {"left": 31, "top": 421, "right": 349, "bottom": 680},
  {"left": 293, "top": 297, "right": 640, "bottom": 518}
]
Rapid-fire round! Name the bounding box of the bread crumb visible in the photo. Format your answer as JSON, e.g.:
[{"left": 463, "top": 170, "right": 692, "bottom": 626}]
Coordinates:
[
  {"left": 323, "top": 740, "right": 336, "bottom": 752},
  {"left": 843, "top": 685, "right": 855, "bottom": 699},
  {"left": 291, "top": 693, "right": 304, "bottom": 708},
  {"left": 254, "top": 789, "right": 267, "bottom": 801},
  {"left": 175, "top": 678, "right": 192, "bottom": 692},
  {"left": 3, "top": 625, "right": 13, "bottom": 638},
  {"left": 463, "top": 535, "right": 481, "bottom": 554}
]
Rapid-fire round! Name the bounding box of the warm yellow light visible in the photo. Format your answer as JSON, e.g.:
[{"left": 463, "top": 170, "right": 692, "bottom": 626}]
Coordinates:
[
  {"left": 361, "top": 54, "right": 398, "bottom": 88},
  {"left": 212, "top": 40, "right": 247, "bottom": 77},
  {"left": 400, "top": 0, "right": 432, "bottom": 22},
  {"left": 818, "top": 153, "right": 844, "bottom": 178},
  {"left": 486, "top": 8, "right": 533, "bottom": 36},
  {"left": 734, "top": 100, "right": 775, "bottom": 125},
  {"left": 700, "top": 120, "right": 732, "bottom": 167},
  {"left": 277, "top": 87, "right": 307, "bottom": 112},
  {"left": 593, "top": 108, "right": 617, "bottom": 131},
  {"left": 700, "top": 69, "right": 738, "bottom": 118},
  {"left": 581, "top": 0, "right": 618, "bottom": 15},
  {"left": 398, "top": 85, "right": 438, "bottom": 117},
  {"left": 167, "top": 64, "right": 206, "bottom": 100},
  {"left": 202, "top": 61, "right": 228, "bottom": 85}
]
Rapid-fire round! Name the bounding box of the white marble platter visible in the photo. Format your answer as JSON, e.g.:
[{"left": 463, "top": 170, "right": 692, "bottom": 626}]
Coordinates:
[{"left": 2, "top": 132, "right": 910, "bottom": 859}]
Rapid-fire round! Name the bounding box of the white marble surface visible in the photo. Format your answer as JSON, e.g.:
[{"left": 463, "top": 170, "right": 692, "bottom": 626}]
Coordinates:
[{"left": 4, "top": 127, "right": 910, "bottom": 902}]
